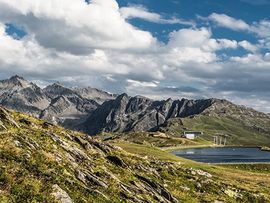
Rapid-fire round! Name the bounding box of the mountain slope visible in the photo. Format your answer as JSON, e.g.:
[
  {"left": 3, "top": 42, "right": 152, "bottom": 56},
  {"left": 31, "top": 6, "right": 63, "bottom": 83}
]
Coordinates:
[
  {"left": 0, "top": 76, "right": 50, "bottom": 117},
  {"left": 157, "top": 99, "right": 270, "bottom": 147},
  {"left": 0, "top": 106, "right": 269, "bottom": 202},
  {"left": 73, "top": 87, "right": 117, "bottom": 105},
  {"left": 83, "top": 94, "right": 219, "bottom": 135},
  {"left": 41, "top": 83, "right": 99, "bottom": 128},
  {"left": 83, "top": 95, "right": 270, "bottom": 147}
]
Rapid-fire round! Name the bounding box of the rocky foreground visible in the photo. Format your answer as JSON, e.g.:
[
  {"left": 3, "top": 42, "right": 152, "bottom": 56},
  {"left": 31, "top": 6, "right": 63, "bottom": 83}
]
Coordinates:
[{"left": 0, "top": 106, "right": 269, "bottom": 202}]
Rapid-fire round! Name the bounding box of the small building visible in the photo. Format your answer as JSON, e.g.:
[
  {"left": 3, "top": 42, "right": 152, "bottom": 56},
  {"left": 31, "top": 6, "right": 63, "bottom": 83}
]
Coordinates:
[{"left": 183, "top": 131, "right": 203, "bottom": 140}]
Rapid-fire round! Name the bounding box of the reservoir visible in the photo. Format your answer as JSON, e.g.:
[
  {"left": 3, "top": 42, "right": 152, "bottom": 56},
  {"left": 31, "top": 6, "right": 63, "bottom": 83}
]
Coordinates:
[{"left": 173, "top": 147, "right": 270, "bottom": 163}]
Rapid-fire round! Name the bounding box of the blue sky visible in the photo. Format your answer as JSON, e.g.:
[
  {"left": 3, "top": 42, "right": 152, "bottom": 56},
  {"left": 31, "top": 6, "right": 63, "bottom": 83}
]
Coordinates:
[
  {"left": 118, "top": 0, "right": 269, "bottom": 53},
  {"left": 0, "top": 0, "right": 270, "bottom": 112}
]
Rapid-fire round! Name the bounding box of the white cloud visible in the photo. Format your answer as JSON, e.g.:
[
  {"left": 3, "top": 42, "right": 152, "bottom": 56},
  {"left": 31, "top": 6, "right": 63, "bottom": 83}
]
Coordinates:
[
  {"left": 0, "top": 0, "right": 156, "bottom": 54},
  {"left": 168, "top": 28, "right": 237, "bottom": 51},
  {"left": 208, "top": 13, "right": 270, "bottom": 45},
  {"left": 120, "top": 5, "right": 195, "bottom": 26},
  {"left": 127, "top": 79, "right": 159, "bottom": 88},
  {"left": 208, "top": 13, "right": 250, "bottom": 31},
  {"left": 250, "top": 20, "right": 270, "bottom": 39},
  {"left": 238, "top": 40, "right": 258, "bottom": 53}
]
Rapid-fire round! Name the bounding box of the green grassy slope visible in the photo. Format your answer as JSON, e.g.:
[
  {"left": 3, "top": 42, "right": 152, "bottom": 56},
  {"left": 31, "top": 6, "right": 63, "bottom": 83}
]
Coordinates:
[
  {"left": 160, "top": 115, "right": 270, "bottom": 147},
  {"left": 0, "top": 107, "right": 270, "bottom": 202}
]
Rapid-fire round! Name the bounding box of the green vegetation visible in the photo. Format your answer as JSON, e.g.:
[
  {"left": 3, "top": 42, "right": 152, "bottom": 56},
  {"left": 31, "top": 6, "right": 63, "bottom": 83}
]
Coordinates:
[
  {"left": 221, "top": 163, "right": 270, "bottom": 174},
  {"left": 160, "top": 115, "right": 270, "bottom": 147},
  {"left": 0, "top": 107, "right": 270, "bottom": 202}
]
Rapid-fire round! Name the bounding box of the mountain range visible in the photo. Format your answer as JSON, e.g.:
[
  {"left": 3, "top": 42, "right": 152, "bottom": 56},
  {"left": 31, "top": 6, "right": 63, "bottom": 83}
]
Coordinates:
[
  {"left": 0, "top": 75, "right": 116, "bottom": 129},
  {"left": 1, "top": 75, "right": 270, "bottom": 146}
]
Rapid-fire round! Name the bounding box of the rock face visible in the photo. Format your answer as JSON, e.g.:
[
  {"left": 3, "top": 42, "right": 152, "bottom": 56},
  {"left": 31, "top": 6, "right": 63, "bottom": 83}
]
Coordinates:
[
  {"left": 0, "top": 75, "right": 50, "bottom": 117},
  {"left": 73, "top": 87, "right": 116, "bottom": 105},
  {"left": 2, "top": 76, "right": 270, "bottom": 137},
  {"left": 41, "top": 83, "right": 99, "bottom": 128},
  {"left": 83, "top": 94, "right": 216, "bottom": 135},
  {"left": 0, "top": 76, "right": 116, "bottom": 128}
]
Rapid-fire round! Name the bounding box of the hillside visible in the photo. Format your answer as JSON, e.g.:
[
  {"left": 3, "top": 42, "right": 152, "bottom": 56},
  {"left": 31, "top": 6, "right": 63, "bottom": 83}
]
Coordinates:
[
  {"left": 158, "top": 99, "right": 270, "bottom": 147},
  {"left": 82, "top": 94, "right": 270, "bottom": 147},
  {"left": 0, "top": 107, "right": 269, "bottom": 202}
]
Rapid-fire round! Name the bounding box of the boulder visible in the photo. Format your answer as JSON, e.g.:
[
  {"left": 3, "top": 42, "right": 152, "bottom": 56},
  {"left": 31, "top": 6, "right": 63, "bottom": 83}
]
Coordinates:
[{"left": 51, "top": 184, "right": 73, "bottom": 203}]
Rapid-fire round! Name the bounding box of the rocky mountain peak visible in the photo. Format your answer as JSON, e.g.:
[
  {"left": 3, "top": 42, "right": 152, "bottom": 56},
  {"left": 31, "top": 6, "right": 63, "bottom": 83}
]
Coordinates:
[
  {"left": 0, "top": 76, "right": 113, "bottom": 128},
  {"left": 0, "top": 75, "right": 32, "bottom": 91},
  {"left": 116, "top": 93, "right": 129, "bottom": 100},
  {"left": 9, "top": 75, "right": 32, "bottom": 87},
  {"left": 43, "top": 83, "right": 78, "bottom": 99},
  {"left": 9, "top": 74, "right": 25, "bottom": 81},
  {"left": 83, "top": 95, "right": 217, "bottom": 135},
  {"left": 73, "top": 87, "right": 117, "bottom": 104}
]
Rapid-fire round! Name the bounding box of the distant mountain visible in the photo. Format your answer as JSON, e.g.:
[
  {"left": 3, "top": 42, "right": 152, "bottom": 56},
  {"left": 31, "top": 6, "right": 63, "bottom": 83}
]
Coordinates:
[
  {"left": 73, "top": 87, "right": 117, "bottom": 105},
  {"left": 83, "top": 93, "right": 217, "bottom": 135},
  {"left": 0, "top": 76, "right": 117, "bottom": 128},
  {"left": 82, "top": 94, "right": 270, "bottom": 147},
  {"left": 157, "top": 99, "right": 270, "bottom": 146},
  {"left": 1, "top": 76, "right": 270, "bottom": 147},
  {"left": 0, "top": 75, "right": 50, "bottom": 116}
]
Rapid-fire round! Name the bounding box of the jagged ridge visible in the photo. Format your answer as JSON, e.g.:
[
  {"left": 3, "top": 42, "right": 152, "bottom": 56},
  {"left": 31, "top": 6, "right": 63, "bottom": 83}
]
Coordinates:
[
  {"left": 84, "top": 93, "right": 217, "bottom": 135},
  {"left": 0, "top": 76, "right": 116, "bottom": 128}
]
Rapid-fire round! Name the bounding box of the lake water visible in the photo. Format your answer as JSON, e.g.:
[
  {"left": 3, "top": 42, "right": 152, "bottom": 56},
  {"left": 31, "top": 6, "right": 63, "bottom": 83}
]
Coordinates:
[{"left": 173, "top": 147, "right": 270, "bottom": 163}]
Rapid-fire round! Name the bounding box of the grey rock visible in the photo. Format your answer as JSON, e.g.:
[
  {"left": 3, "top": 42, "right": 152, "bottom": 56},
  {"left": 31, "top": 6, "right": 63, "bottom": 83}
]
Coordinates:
[
  {"left": 0, "top": 76, "right": 113, "bottom": 128},
  {"left": 135, "top": 174, "right": 178, "bottom": 203},
  {"left": 76, "top": 169, "right": 108, "bottom": 188},
  {"left": 83, "top": 94, "right": 215, "bottom": 135},
  {"left": 51, "top": 184, "right": 73, "bottom": 203},
  {"left": 73, "top": 87, "right": 117, "bottom": 105},
  {"left": 73, "top": 136, "right": 93, "bottom": 150},
  {"left": 106, "top": 155, "right": 126, "bottom": 167},
  {"left": 0, "top": 107, "right": 20, "bottom": 128}
]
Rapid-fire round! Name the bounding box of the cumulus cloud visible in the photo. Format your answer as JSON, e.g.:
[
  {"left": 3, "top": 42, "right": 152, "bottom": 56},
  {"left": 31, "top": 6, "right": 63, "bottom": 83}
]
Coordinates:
[
  {"left": 250, "top": 20, "right": 270, "bottom": 39},
  {"left": 207, "top": 13, "right": 270, "bottom": 43},
  {"left": 238, "top": 41, "right": 258, "bottom": 53},
  {"left": 0, "top": 0, "right": 270, "bottom": 112},
  {"left": 120, "top": 5, "right": 195, "bottom": 26},
  {"left": 0, "top": 0, "right": 156, "bottom": 54}
]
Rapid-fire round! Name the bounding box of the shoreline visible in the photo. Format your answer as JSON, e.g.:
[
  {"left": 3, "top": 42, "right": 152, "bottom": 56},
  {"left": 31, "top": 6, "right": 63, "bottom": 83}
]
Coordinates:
[
  {"left": 161, "top": 144, "right": 247, "bottom": 153},
  {"left": 162, "top": 144, "right": 270, "bottom": 153},
  {"left": 212, "top": 162, "right": 270, "bottom": 165},
  {"left": 163, "top": 145, "right": 270, "bottom": 165},
  {"left": 261, "top": 146, "right": 270, "bottom": 151}
]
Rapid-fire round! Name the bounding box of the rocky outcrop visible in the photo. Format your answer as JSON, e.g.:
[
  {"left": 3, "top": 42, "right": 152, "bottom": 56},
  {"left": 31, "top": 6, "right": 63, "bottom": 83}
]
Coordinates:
[
  {"left": 0, "top": 107, "right": 20, "bottom": 128},
  {"left": 83, "top": 94, "right": 215, "bottom": 135},
  {"left": 51, "top": 184, "right": 73, "bottom": 203}
]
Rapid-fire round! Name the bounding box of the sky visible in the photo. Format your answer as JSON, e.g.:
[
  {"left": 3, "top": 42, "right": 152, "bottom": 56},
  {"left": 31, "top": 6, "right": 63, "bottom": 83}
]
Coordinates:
[{"left": 0, "top": 0, "right": 270, "bottom": 112}]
